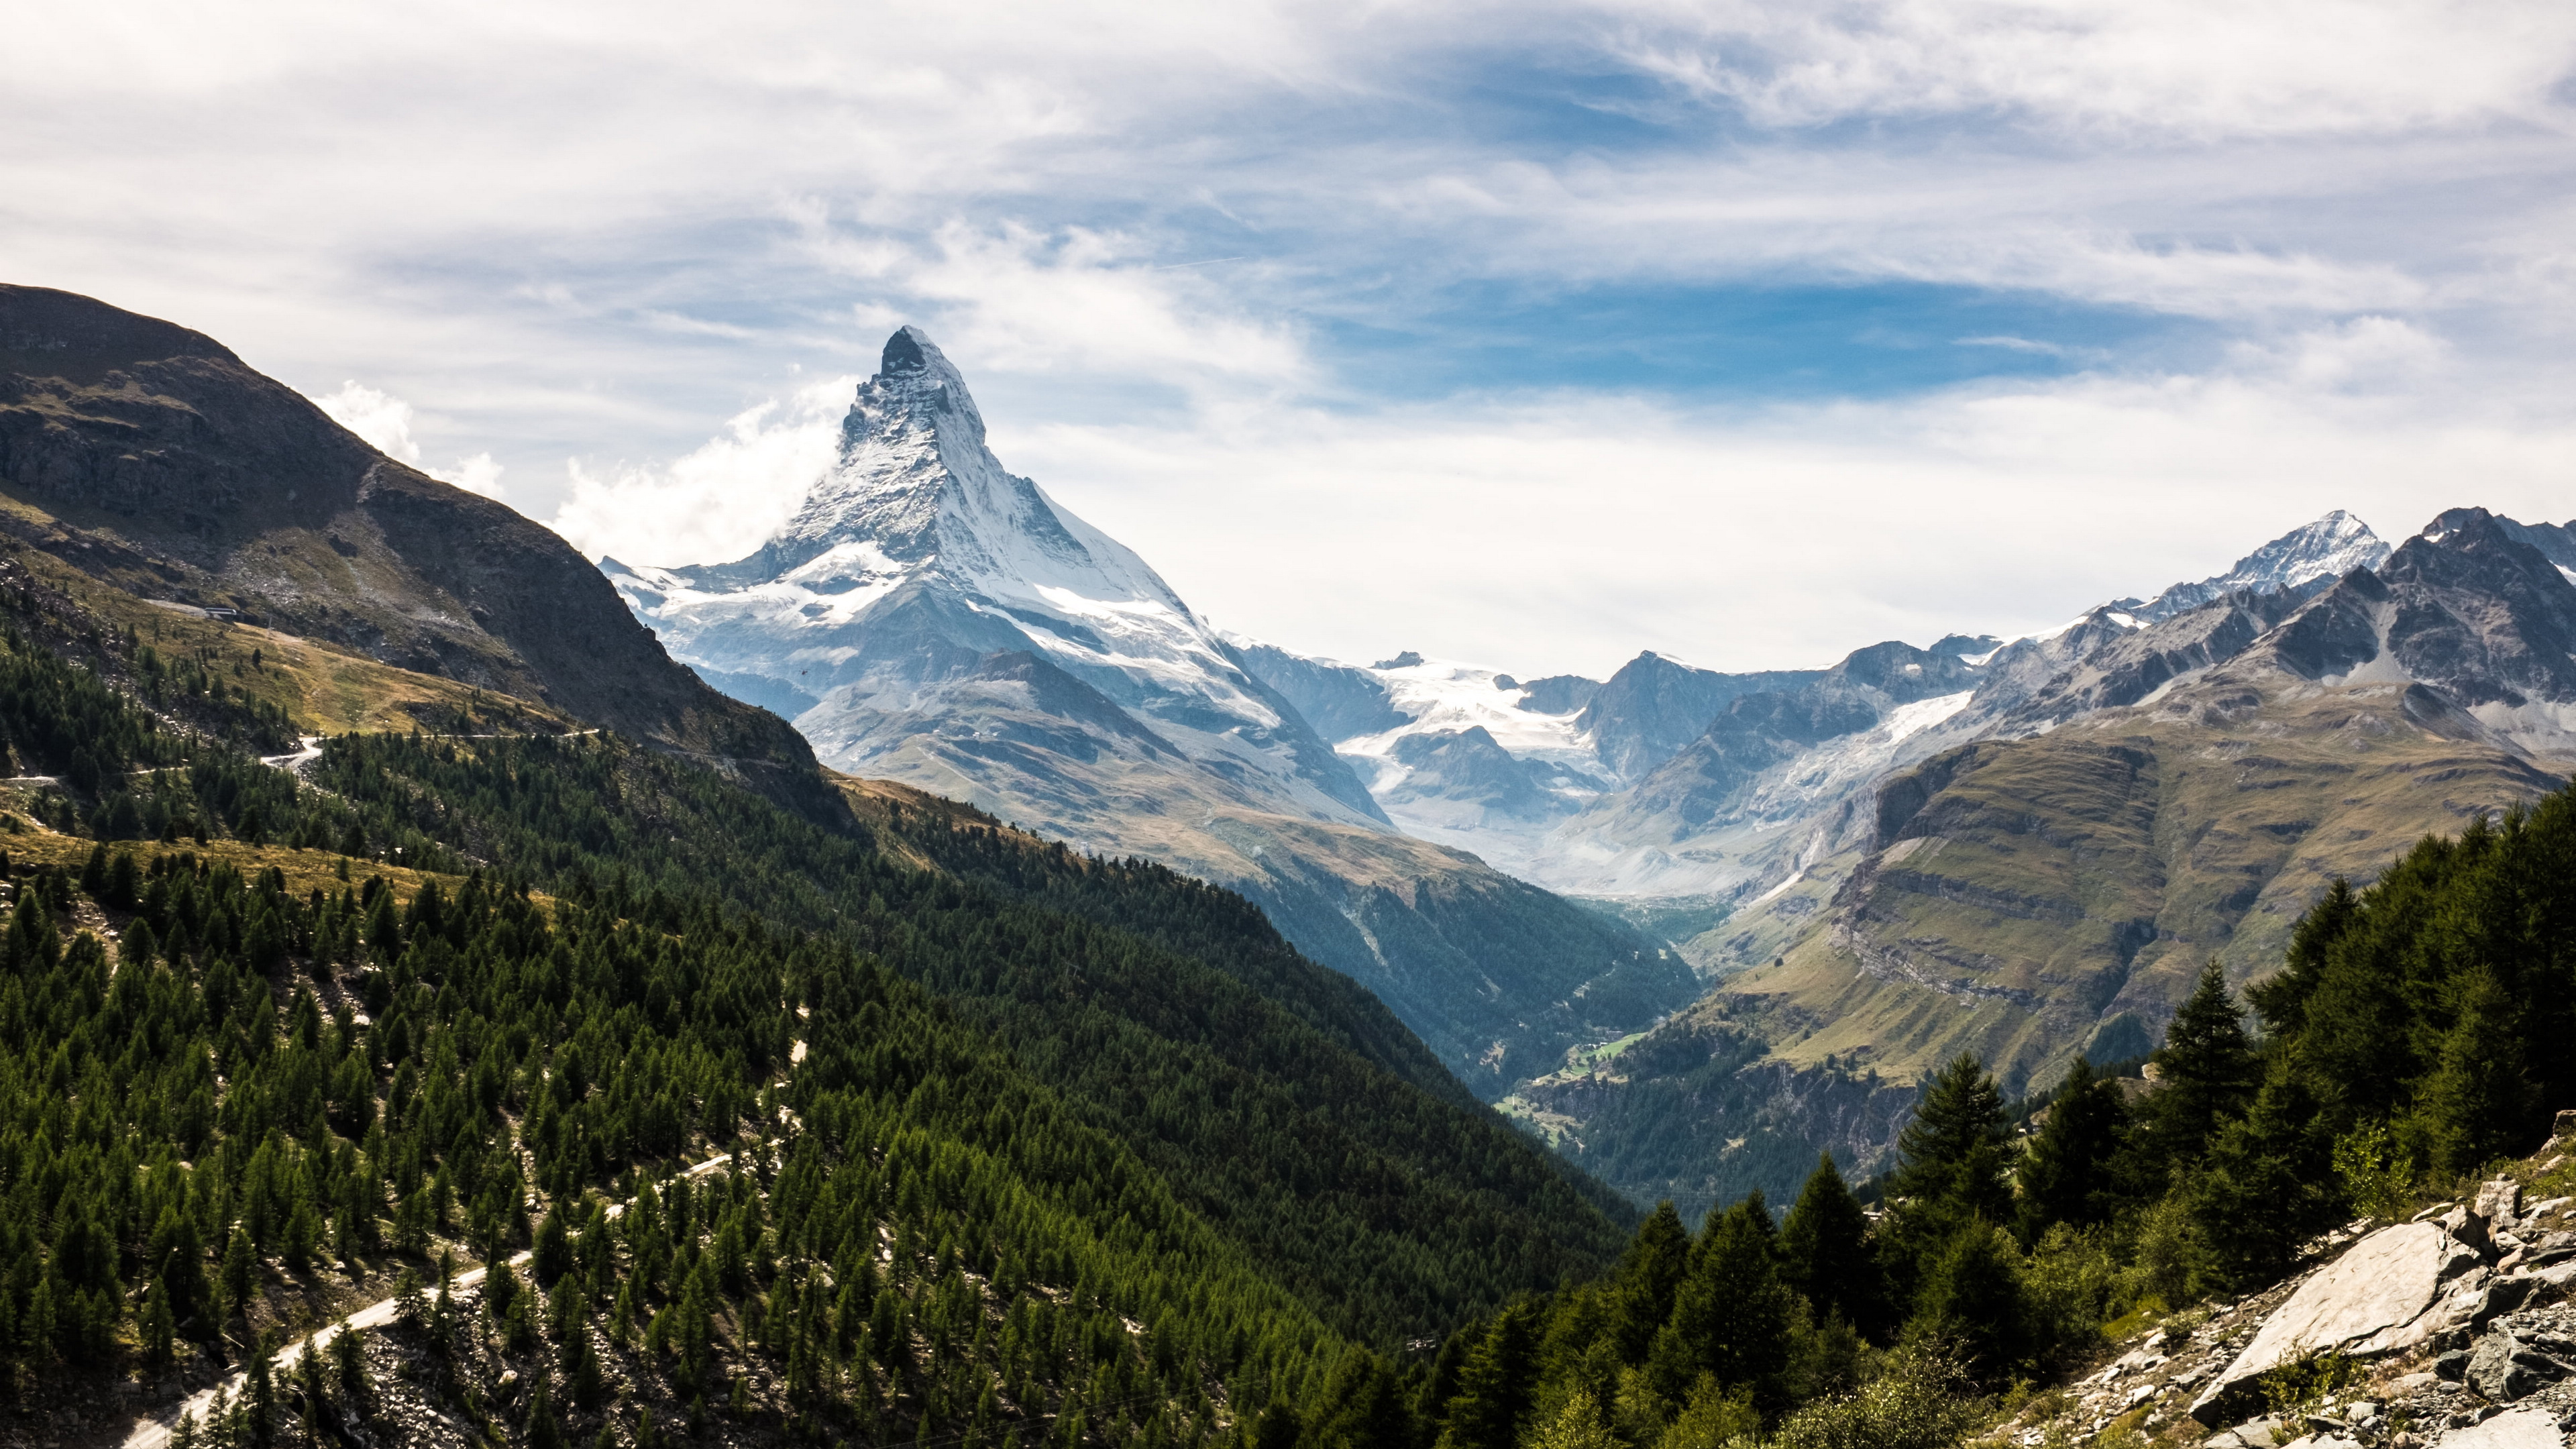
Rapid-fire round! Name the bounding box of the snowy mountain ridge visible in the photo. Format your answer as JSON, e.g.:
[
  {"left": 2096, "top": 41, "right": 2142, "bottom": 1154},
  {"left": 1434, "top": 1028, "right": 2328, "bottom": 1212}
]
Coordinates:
[
  {"left": 2123, "top": 507, "right": 2389, "bottom": 622},
  {"left": 607, "top": 327, "right": 1375, "bottom": 824},
  {"left": 604, "top": 328, "right": 1698, "bottom": 1093}
]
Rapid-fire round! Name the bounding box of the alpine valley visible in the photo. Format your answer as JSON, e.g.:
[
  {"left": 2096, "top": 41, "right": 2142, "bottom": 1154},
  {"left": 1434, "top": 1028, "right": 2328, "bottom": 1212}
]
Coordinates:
[
  {"left": 604, "top": 328, "right": 1696, "bottom": 1097},
  {"left": 9, "top": 285, "right": 2576, "bottom": 1449},
  {"left": 609, "top": 327, "right": 2576, "bottom": 1222}
]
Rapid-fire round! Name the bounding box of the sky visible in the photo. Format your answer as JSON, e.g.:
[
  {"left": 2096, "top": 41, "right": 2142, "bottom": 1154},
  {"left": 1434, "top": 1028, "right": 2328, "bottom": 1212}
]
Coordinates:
[{"left": 8, "top": 0, "right": 2576, "bottom": 679}]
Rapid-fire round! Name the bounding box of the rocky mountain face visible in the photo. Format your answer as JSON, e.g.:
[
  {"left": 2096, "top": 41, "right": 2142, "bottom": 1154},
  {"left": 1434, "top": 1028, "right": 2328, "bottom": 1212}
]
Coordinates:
[
  {"left": 610, "top": 328, "right": 1695, "bottom": 1095},
  {"left": 1512, "top": 509, "right": 2576, "bottom": 1213},
  {"left": 0, "top": 284, "right": 805, "bottom": 771},
  {"left": 1578, "top": 652, "right": 1831, "bottom": 781},
  {"left": 2123, "top": 506, "right": 2391, "bottom": 621}
]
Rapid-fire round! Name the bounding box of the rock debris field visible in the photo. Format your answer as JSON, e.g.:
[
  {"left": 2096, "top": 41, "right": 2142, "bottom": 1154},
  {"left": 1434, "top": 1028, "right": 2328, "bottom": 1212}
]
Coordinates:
[{"left": 2001, "top": 1115, "right": 2576, "bottom": 1449}]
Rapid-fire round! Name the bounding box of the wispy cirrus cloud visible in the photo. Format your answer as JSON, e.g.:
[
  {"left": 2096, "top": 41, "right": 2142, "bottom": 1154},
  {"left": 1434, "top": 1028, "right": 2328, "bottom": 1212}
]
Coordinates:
[{"left": 5, "top": 0, "right": 2574, "bottom": 669}]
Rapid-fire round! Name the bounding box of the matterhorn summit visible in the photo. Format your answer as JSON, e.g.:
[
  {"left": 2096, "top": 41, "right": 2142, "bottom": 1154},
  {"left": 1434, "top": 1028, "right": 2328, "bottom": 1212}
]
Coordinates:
[
  {"left": 607, "top": 326, "right": 1381, "bottom": 824},
  {"left": 605, "top": 328, "right": 1690, "bottom": 1093}
]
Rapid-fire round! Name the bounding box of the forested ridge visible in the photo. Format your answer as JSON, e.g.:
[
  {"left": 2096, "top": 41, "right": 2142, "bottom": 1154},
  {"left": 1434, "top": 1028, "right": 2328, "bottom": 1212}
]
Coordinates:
[
  {"left": 0, "top": 588, "right": 1627, "bottom": 1445},
  {"left": 14, "top": 537, "right": 2573, "bottom": 1449},
  {"left": 1399, "top": 788, "right": 2576, "bottom": 1449}
]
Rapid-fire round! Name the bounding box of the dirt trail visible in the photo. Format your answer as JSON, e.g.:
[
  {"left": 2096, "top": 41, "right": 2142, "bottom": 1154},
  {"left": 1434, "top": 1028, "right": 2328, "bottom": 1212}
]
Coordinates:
[{"left": 120, "top": 1130, "right": 761, "bottom": 1446}]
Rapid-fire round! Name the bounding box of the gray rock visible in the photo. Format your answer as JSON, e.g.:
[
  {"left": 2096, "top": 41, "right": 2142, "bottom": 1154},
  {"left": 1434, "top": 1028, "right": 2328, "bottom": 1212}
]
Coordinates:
[
  {"left": 2440, "top": 1351, "right": 2474, "bottom": 1380},
  {"left": 2447, "top": 1205, "right": 2495, "bottom": 1256},
  {"left": 2475, "top": 1180, "right": 2526, "bottom": 1232},
  {"left": 2193, "top": 1221, "right": 2487, "bottom": 1424},
  {"left": 2435, "top": 1405, "right": 2564, "bottom": 1449},
  {"left": 2465, "top": 1332, "right": 2566, "bottom": 1403}
]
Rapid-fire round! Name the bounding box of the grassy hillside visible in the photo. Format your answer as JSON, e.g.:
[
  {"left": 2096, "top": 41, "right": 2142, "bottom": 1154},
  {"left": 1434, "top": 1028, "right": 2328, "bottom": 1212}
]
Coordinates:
[
  {"left": 0, "top": 284, "right": 804, "bottom": 769},
  {"left": 846, "top": 706, "right": 1701, "bottom": 1102},
  {"left": 1513, "top": 665, "right": 2569, "bottom": 1216},
  {"left": 1735, "top": 673, "right": 2565, "bottom": 1091}
]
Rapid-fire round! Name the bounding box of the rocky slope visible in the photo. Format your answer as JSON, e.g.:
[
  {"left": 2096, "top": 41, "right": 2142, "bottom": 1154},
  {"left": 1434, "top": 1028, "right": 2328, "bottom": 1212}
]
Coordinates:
[
  {"left": 1996, "top": 1120, "right": 2576, "bottom": 1449},
  {"left": 1507, "top": 511, "right": 2576, "bottom": 1212},
  {"left": 608, "top": 328, "right": 1694, "bottom": 1095},
  {"left": 0, "top": 283, "right": 803, "bottom": 770}
]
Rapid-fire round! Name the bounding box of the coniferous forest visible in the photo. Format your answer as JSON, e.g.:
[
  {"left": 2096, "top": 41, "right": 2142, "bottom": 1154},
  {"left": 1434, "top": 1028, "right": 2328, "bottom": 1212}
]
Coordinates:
[{"left": 4, "top": 566, "right": 2576, "bottom": 1449}]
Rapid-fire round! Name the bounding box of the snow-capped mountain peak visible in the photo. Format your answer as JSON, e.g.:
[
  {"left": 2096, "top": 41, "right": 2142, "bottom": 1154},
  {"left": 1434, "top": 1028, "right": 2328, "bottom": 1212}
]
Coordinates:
[
  {"left": 605, "top": 327, "right": 1383, "bottom": 824},
  {"left": 2131, "top": 509, "right": 2389, "bottom": 621}
]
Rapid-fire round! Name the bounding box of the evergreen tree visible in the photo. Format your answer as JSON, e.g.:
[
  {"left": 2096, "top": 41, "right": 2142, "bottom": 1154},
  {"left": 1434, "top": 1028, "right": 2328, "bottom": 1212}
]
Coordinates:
[
  {"left": 1881, "top": 1055, "right": 2010, "bottom": 1316},
  {"left": 1247, "top": 1402, "right": 1303, "bottom": 1449},
  {"left": 221, "top": 1228, "right": 258, "bottom": 1324},
  {"left": 1436, "top": 1303, "right": 1542, "bottom": 1449},
  {"left": 2144, "top": 963, "right": 2258, "bottom": 1173},
  {"left": 533, "top": 1209, "right": 574, "bottom": 1287},
  {"left": 1648, "top": 1193, "right": 1795, "bottom": 1414},
  {"left": 1521, "top": 1388, "right": 1617, "bottom": 1449},
  {"left": 1888, "top": 1055, "right": 2011, "bottom": 1223},
  {"left": 529, "top": 1377, "right": 564, "bottom": 1449},
  {"left": 2015, "top": 1057, "right": 2128, "bottom": 1241},
  {"left": 1779, "top": 1155, "right": 1880, "bottom": 1336},
  {"left": 1605, "top": 1203, "right": 1692, "bottom": 1364},
  {"left": 1308, "top": 1352, "right": 1416, "bottom": 1449},
  {"left": 2195, "top": 1051, "right": 2332, "bottom": 1289},
  {"left": 2415, "top": 965, "right": 2536, "bottom": 1176},
  {"left": 2247, "top": 877, "right": 2356, "bottom": 1036},
  {"left": 1907, "top": 1220, "right": 2029, "bottom": 1380}
]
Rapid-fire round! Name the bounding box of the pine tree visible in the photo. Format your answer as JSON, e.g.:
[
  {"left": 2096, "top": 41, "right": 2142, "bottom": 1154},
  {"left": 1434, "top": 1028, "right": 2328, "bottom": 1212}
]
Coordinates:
[
  {"left": 2415, "top": 966, "right": 2536, "bottom": 1176},
  {"left": 1882, "top": 1055, "right": 2010, "bottom": 1318},
  {"left": 1780, "top": 1155, "right": 1881, "bottom": 1336},
  {"left": 529, "top": 1377, "right": 564, "bottom": 1449},
  {"left": 1520, "top": 1387, "right": 1617, "bottom": 1449},
  {"left": 1606, "top": 1203, "right": 1692, "bottom": 1365},
  {"left": 2248, "top": 878, "right": 2355, "bottom": 1035},
  {"left": 1908, "top": 1220, "right": 2029, "bottom": 1380},
  {"left": 1648, "top": 1193, "right": 1794, "bottom": 1413},
  {"left": 2196, "top": 1053, "right": 2332, "bottom": 1289},
  {"left": 1308, "top": 1352, "right": 1416, "bottom": 1449},
  {"left": 533, "top": 1209, "right": 574, "bottom": 1287},
  {"left": 2016, "top": 1057, "right": 2128, "bottom": 1240},
  {"left": 1889, "top": 1056, "right": 2011, "bottom": 1222},
  {"left": 221, "top": 1227, "right": 258, "bottom": 1323},
  {"left": 1436, "top": 1302, "right": 1541, "bottom": 1449},
  {"left": 2145, "top": 963, "right": 2258, "bottom": 1172},
  {"left": 1248, "top": 1402, "right": 1303, "bottom": 1449}
]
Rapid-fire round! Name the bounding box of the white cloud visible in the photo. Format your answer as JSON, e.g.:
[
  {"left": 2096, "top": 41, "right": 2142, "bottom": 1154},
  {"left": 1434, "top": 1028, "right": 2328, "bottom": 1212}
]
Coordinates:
[
  {"left": 445, "top": 452, "right": 508, "bottom": 499},
  {"left": 798, "top": 219, "right": 1311, "bottom": 396},
  {"left": 1611, "top": 0, "right": 2576, "bottom": 138},
  {"left": 548, "top": 374, "right": 857, "bottom": 566},
  {"left": 13, "top": 0, "right": 2576, "bottom": 681},
  {"left": 1000, "top": 328, "right": 2575, "bottom": 677},
  {"left": 315, "top": 381, "right": 422, "bottom": 464},
  {"left": 313, "top": 381, "right": 507, "bottom": 497}
]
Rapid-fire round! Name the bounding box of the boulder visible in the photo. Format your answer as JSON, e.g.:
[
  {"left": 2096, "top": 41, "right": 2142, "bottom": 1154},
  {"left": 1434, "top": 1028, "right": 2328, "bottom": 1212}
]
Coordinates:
[
  {"left": 2436, "top": 1406, "right": 2564, "bottom": 1449},
  {"left": 2465, "top": 1331, "right": 2567, "bottom": 1404},
  {"left": 2474, "top": 1180, "right": 2526, "bottom": 1232},
  {"left": 2446, "top": 1205, "right": 2494, "bottom": 1256},
  {"left": 2191, "top": 1221, "right": 2485, "bottom": 1424}
]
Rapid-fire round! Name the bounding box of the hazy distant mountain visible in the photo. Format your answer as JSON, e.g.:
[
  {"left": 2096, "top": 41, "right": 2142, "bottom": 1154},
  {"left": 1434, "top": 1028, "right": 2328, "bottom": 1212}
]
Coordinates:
[
  {"left": 1516, "top": 508, "right": 2576, "bottom": 1218},
  {"left": 610, "top": 329, "right": 1695, "bottom": 1092}
]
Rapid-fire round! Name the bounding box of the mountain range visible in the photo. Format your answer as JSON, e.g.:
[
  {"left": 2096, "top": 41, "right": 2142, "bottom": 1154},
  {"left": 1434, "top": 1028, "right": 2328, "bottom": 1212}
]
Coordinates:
[
  {"left": 589, "top": 322, "right": 2576, "bottom": 1215},
  {"left": 20, "top": 276, "right": 2559, "bottom": 1236},
  {"left": 0, "top": 283, "right": 1676, "bottom": 1445},
  {"left": 603, "top": 327, "right": 1697, "bottom": 1095}
]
